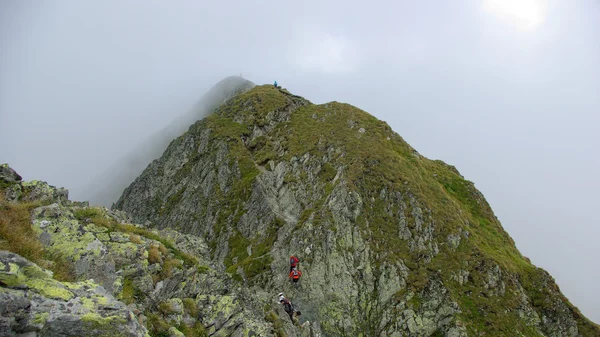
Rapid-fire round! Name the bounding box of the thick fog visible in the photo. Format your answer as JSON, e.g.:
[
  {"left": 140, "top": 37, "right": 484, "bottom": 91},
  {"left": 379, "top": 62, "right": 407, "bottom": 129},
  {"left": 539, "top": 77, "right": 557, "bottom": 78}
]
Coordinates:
[{"left": 1, "top": 0, "right": 598, "bottom": 322}]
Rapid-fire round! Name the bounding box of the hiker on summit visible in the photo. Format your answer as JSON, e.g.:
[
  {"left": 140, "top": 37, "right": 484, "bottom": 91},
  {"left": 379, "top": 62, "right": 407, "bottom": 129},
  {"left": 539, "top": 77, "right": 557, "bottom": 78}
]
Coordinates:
[
  {"left": 289, "top": 267, "right": 302, "bottom": 284},
  {"left": 289, "top": 255, "right": 299, "bottom": 273},
  {"left": 274, "top": 80, "right": 278, "bottom": 88}
]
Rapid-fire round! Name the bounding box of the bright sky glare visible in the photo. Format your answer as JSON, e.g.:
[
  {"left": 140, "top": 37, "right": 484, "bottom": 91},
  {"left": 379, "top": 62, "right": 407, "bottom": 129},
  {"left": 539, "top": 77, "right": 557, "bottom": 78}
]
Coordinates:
[{"left": 484, "top": 0, "right": 546, "bottom": 29}]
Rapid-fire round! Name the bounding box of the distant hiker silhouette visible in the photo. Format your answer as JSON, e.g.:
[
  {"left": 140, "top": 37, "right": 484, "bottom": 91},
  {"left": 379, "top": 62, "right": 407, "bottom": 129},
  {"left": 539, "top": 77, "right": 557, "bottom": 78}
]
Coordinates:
[
  {"left": 289, "top": 255, "right": 299, "bottom": 273},
  {"left": 274, "top": 80, "right": 278, "bottom": 88}
]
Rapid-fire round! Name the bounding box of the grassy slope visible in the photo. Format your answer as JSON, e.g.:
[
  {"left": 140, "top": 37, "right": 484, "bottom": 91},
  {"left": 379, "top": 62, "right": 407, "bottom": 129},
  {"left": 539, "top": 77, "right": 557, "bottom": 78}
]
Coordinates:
[{"left": 177, "top": 85, "right": 598, "bottom": 335}]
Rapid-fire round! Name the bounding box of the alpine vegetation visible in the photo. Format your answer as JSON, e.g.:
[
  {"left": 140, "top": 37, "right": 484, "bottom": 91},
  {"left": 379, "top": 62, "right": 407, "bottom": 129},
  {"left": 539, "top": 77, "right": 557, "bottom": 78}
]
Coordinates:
[{"left": 1, "top": 79, "right": 598, "bottom": 336}]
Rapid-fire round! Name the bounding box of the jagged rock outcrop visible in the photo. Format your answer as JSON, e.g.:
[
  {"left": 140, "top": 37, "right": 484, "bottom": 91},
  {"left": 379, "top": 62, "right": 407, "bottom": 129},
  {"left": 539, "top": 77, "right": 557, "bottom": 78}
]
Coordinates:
[
  {"left": 0, "top": 164, "right": 21, "bottom": 184},
  {"left": 0, "top": 251, "right": 147, "bottom": 337},
  {"left": 114, "top": 84, "right": 600, "bottom": 336},
  {"left": 0, "top": 164, "right": 317, "bottom": 337}
]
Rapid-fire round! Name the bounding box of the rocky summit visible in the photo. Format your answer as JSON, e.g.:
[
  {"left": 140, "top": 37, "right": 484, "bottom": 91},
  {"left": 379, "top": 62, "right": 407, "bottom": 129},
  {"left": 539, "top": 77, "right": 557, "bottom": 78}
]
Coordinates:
[{"left": 1, "top": 80, "right": 599, "bottom": 337}]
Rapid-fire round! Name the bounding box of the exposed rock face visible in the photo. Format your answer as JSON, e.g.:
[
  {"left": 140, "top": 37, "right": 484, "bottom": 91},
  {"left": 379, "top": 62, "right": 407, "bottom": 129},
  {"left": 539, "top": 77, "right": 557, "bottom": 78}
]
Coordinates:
[
  {"left": 1, "top": 166, "right": 69, "bottom": 205},
  {"left": 0, "top": 164, "right": 21, "bottom": 184},
  {"left": 0, "top": 164, "right": 316, "bottom": 337},
  {"left": 114, "top": 85, "right": 600, "bottom": 336},
  {"left": 0, "top": 251, "right": 147, "bottom": 337}
]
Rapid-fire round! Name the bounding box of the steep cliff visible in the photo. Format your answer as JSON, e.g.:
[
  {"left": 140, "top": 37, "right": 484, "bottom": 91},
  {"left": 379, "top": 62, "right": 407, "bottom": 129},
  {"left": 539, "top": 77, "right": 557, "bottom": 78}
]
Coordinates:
[
  {"left": 1, "top": 164, "right": 313, "bottom": 337},
  {"left": 114, "top": 84, "right": 599, "bottom": 336}
]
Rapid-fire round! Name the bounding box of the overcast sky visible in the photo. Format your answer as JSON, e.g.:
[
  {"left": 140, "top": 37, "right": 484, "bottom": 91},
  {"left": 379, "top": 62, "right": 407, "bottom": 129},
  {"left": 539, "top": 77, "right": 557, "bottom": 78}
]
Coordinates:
[{"left": 1, "top": 0, "right": 598, "bottom": 323}]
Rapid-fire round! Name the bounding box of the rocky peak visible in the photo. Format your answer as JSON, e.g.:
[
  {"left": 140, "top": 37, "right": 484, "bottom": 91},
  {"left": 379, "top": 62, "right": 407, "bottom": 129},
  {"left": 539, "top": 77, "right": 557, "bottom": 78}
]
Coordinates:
[
  {"left": 0, "top": 163, "right": 22, "bottom": 185},
  {"left": 113, "top": 84, "right": 600, "bottom": 336},
  {"left": 1, "top": 79, "right": 598, "bottom": 336}
]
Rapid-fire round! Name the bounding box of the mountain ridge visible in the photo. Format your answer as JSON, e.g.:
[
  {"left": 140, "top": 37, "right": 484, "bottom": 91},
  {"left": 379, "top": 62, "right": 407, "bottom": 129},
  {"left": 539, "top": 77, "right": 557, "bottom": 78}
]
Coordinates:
[{"left": 114, "top": 83, "right": 599, "bottom": 336}]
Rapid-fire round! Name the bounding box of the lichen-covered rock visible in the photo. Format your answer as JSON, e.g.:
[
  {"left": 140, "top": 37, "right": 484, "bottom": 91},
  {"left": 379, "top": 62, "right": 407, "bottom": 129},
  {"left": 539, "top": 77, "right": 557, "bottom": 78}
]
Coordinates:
[
  {"left": 0, "top": 164, "right": 21, "bottom": 184},
  {"left": 21, "top": 180, "right": 69, "bottom": 205},
  {"left": 1, "top": 168, "right": 69, "bottom": 205},
  {"left": 0, "top": 251, "right": 147, "bottom": 337},
  {"left": 11, "top": 177, "right": 289, "bottom": 336}
]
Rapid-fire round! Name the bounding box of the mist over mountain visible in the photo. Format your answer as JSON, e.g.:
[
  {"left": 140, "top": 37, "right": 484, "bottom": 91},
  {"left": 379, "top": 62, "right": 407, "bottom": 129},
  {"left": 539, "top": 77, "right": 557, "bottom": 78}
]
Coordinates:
[
  {"left": 2, "top": 79, "right": 599, "bottom": 336},
  {"left": 84, "top": 77, "right": 255, "bottom": 207}
]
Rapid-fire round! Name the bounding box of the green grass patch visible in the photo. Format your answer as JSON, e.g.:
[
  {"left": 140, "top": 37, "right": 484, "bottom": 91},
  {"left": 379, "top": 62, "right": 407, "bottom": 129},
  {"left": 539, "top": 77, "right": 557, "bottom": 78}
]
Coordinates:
[
  {"left": 265, "top": 309, "right": 287, "bottom": 337},
  {"left": 145, "top": 312, "right": 171, "bottom": 337},
  {"left": 182, "top": 298, "right": 198, "bottom": 317},
  {"left": 225, "top": 218, "right": 283, "bottom": 283},
  {"left": 119, "top": 276, "right": 143, "bottom": 304},
  {"left": 178, "top": 322, "right": 207, "bottom": 337}
]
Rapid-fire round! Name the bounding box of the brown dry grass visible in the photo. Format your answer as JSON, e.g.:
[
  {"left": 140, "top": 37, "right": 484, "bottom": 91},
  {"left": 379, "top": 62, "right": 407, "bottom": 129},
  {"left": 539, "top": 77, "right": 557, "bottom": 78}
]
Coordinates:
[
  {"left": 0, "top": 195, "right": 75, "bottom": 281},
  {"left": 129, "top": 234, "right": 143, "bottom": 244},
  {"left": 147, "top": 245, "right": 162, "bottom": 264}
]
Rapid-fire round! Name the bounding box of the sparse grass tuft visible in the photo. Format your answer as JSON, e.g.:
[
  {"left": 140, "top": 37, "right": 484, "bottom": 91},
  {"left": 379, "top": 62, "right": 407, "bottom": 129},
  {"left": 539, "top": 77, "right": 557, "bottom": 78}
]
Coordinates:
[
  {"left": 145, "top": 312, "right": 170, "bottom": 337},
  {"left": 129, "top": 234, "right": 143, "bottom": 244},
  {"left": 178, "top": 322, "right": 207, "bottom": 337},
  {"left": 73, "top": 207, "right": 103, "bottom": 220},
  {"left": 265, "top": 309, "right": 286, "bottom": 337},
  {"left": 0, "top": 198, "right": 45, "bottom": 261},
  {"left": 182, "top": 298, "right": 198, "bottom": 317},
  {"left": 119, "top": 277, "right": 138, "bottom": 304},
  {"left": 148, "top": 245, "right": 163, "bottom": 264},
  {"left": 158, "top": 301, "right": 174, "bottom": 314},
  {"left": 160, "top": 258, "right": 183, "bottom": 280}
]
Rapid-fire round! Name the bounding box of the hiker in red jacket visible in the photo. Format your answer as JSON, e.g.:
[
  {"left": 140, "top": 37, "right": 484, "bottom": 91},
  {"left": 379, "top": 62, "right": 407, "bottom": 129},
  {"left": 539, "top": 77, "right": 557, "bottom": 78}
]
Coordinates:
[
  {"left": 289, "top": 255, "right": 299, "bottom": 273},
  {"left": 289, "top": 267, "right": 302, "bottom": 283}
]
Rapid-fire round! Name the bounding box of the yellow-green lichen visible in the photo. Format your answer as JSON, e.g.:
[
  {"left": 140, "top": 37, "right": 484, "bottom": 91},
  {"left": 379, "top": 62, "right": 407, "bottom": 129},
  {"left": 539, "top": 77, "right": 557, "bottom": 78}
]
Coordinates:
[
  {"left": 8, "top": 263, "right": 19, "bottom": 273},
  {"left": 0, "top": 264, "right": 51, "bottom": 288},
  {"left": 209, "top": 296, "right": 237, "bottom": 320},
  {"left": 64, "top": 279, "right": 99, "bottom": 290},
  {"left": 81, "top": 312, "right": 127, "bottom": 334},
  {"left": 96, "top": 233, "right": 111, "bottom": 242},
  {"left": 105, "top": 241, "right": 138, "bottom": 260},
  {"left": 26, "top": 278, "right": 74, "bottom": 301},
  {"left": 0, "top": 271, "right": 24, "bottom": 287},
  {"left": 93, "top": 294, "right": 109, "bottom": 306},
  {"left": 33, "top": 312, "right": 49, "bottom": 325},
  {"left": 80, "top": 296, "right": 96, "bottom": 309},
  {"left": 83, "top": 223, "right": 109, "bottom": 234},
  {"left": 112, "top": 276, "right": 123, "bottom": 293},
  {"left": 22, "top": 265, "right": 51, "bottom": 279}
]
